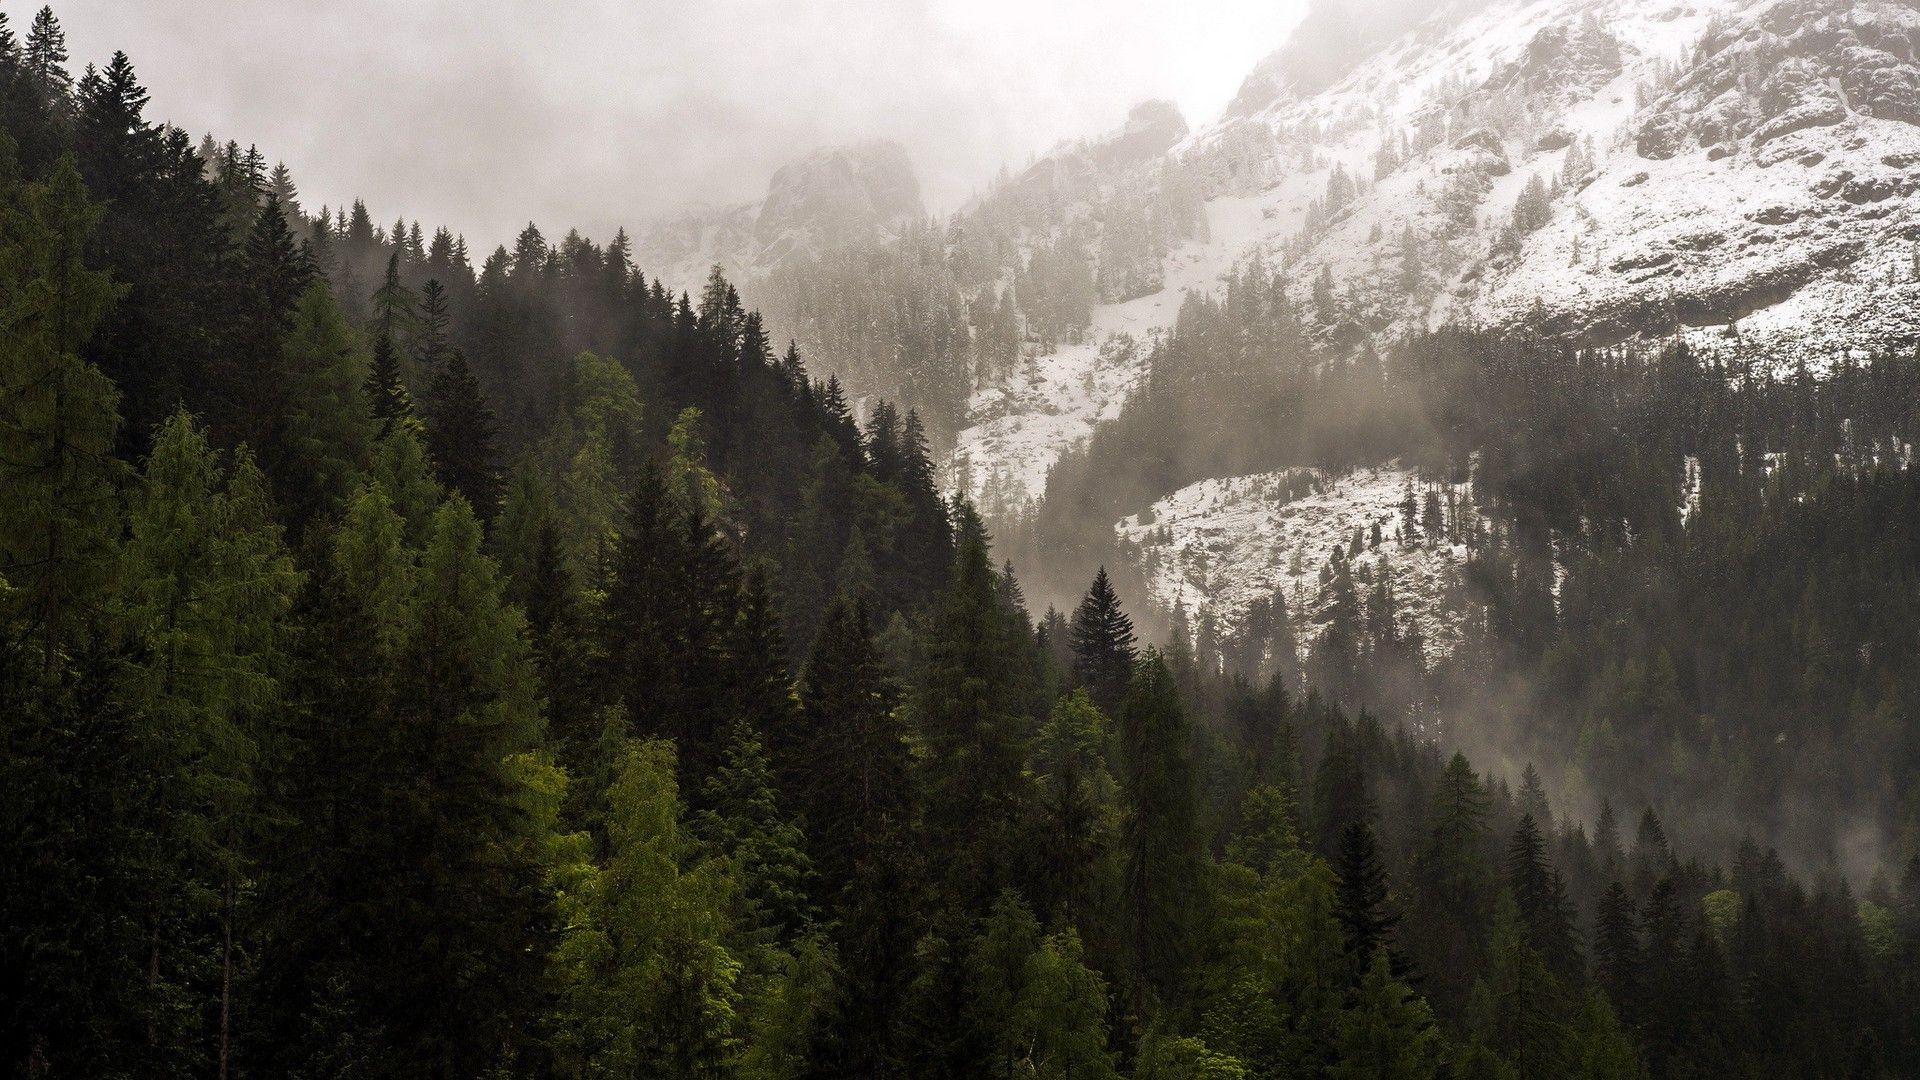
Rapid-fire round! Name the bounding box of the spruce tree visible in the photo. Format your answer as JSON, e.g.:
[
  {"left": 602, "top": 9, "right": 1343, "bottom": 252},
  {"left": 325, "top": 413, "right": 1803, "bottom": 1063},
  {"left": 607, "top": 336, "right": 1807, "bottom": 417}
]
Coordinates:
[
  {"left": 1508, "top": 813, "right": 1581, "bottom": 981},
  {"left": 24, "top": 7, "right": 69, "bottom": 100},
  {"left": 915, "top": 504, "right": 1031, "bottom": 906},
  {"left": 422, "top": 347, "right": 501, "bottom": 517},
  {"left": 1069, "top": 567, "right": 1137, "bottom": 715},
  {"left": 0, "top": 154, "right": 122, "bottom": 676},
  {"left": 1029, "top": 690, "right": 1119, "bottom": 934},
  {"left": 790, "top": 598, "right": 921, "bottom": 1074},
  {"left": 1117, "top": 650, "right": 1201, "bottom": 1012},
  {"left": 117, "top": 415, "right": 299, "bottom": 1071},
  {"left": 1334, "top": 818, "right": 1400, "bottom": 972},
  {"left": 1591, "top": 881, "right": 1641, "bottom": 1018}
]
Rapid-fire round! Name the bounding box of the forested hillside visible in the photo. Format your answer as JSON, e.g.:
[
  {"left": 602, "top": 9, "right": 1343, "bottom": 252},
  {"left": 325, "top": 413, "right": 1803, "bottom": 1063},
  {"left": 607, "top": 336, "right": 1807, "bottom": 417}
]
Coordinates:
[{"left": 4, "top": 7, "right": 1920, "bottom": 1079}]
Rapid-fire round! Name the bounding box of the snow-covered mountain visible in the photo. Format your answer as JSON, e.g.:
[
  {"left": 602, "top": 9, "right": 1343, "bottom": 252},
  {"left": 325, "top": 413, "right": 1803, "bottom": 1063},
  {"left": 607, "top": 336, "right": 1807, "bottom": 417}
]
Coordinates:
[
  {"left": 636, "top": 140, "right": 925, "bottom": 294},
  {"left": 955, "top": 0, "right": 1920, "bottom": 650}
]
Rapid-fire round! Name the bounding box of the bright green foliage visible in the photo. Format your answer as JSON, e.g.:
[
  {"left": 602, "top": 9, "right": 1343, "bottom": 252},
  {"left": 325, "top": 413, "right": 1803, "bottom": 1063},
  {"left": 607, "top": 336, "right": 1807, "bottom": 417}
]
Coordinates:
[
  {"left": 698, "top": 721, "right": 816, "bottom": 946},
  {"left": 369, "top": 423, "right": 442, "bottom": 545},
  {"left": 1564, "top": 990, "right": 1646, "bottom": 1080},
  {"left": 738, "top": 934, "right": 840, "bottom": 1080},
  {"left": 554, "top": 739, "right": 743, "bottom": 1079},
  {"left": 1197, "top": 857, "right": 1346, "bottom": 1075},
  {"left": 1020, "top": 929, "right": 1118, "bottom": 1079},
  {"left": 273, "top": 284, "right": 374, "bottom": 522},
  {"left": 544, "top": 350, "right": 643, "bottom": 576},
  {"left": 1700, "top": 888, "right": 1740, "bottom": 948},
  {"left": 1466, "top": 892, "right": 1571, "bottom": 1078},
  {"left": 1028, "top": 690, "right": 1120, "bottom": 932},
  {"left": 1329, "top": 952, "right": 1443, "bottom": 1080},
  {"left": 1134, "top": 1030, "right": 1249, "bottom": 1080},
  {"left": 957, "top": 895, "right": 1119, "bottom": 1079},
  {"left": 669, "top": 406, "right": 727, "bottom": 520}
]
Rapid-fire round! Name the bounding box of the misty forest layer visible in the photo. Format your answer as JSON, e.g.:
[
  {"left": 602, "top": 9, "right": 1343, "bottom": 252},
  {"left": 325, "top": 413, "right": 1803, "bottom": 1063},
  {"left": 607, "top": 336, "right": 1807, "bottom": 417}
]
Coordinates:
[{"left": 4, "top": 4, "right": 1920, "bottom": 1079}]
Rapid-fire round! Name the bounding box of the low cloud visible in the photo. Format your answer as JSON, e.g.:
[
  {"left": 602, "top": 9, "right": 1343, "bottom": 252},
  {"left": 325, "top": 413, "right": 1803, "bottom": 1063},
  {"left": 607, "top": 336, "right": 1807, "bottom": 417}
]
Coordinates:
[{"left": 56, "top": 0, "right": 1303, "bottom": 249}]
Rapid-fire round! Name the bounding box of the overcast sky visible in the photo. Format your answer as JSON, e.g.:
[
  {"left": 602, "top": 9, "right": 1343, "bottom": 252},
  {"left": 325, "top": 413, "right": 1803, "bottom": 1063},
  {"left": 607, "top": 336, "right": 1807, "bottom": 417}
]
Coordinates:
[{"left": 52, "top": 0, "right": 1305, "bottom": 248}]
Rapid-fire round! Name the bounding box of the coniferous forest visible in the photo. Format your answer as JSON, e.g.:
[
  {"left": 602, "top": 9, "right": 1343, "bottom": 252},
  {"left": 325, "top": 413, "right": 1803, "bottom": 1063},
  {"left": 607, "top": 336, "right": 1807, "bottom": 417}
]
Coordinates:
[{"left": 5, "top": 6, "right": 1920, "bottom": 1079}]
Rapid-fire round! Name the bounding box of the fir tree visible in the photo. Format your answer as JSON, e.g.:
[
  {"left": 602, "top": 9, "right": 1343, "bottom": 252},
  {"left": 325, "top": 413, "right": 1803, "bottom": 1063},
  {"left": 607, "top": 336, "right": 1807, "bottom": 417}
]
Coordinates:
[
  {"left": 915, "top": 504, "right": 1032, "bottom": 906},
  {"left": 0, "top": 154, "right": 122, "bottom": 676},
  {"left": 1117, "top": 650, "right": 1202, "bottom": 1012},
  {"left": 1335, "top": 818, "right": 1400, "bottom": 972},
  {"left": 1069, "top": 567, "right": 1138, "bottom": 715},
  {"left": 422, "top": 347, "right": 501, "bottom": 517}
]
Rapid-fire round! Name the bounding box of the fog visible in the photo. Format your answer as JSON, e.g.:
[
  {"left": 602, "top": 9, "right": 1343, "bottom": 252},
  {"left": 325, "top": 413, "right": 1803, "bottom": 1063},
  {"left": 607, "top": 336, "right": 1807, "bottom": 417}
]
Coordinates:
[{"left": 54, "top": 0, "right": 1304, "bottom": 246}]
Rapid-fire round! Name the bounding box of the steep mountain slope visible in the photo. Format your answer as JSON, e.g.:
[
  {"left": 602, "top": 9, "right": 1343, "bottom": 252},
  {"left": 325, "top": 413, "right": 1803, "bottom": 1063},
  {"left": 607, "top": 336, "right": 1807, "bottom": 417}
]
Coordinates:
[
  {"left": 636, "top": 140, "right": 925, "bottom": 293},
  {"left": 957, "top": 0, "right": 1920, "bottom": 650}
]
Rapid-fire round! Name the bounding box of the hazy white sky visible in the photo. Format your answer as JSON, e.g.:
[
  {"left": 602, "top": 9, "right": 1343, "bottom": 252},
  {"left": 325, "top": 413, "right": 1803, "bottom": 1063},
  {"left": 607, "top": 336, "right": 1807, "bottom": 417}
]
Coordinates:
[{"left": 53, "top": 0, "right": 1305, "bottom": 248}]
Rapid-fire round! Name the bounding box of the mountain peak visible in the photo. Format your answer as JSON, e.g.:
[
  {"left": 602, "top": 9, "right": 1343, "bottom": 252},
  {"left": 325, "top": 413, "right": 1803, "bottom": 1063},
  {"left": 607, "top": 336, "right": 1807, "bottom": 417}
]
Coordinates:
[{"left": 637, "top": 140, "right": 924, "bottom": 292}]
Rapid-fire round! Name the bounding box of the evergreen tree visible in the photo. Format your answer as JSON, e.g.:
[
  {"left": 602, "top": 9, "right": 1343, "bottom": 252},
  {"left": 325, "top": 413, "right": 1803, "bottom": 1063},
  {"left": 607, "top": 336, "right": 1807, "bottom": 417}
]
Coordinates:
[
  {"left": 697, "top": 721, "right": 816, "bottom": 947},
  {"left": 1117, "top": 650, "right": 1202, "bottom": 1012},
  {"left": 0, "top": 154, "right": 121, "bottom": 676},
  {"left": 1329, "top": 952, "right": 1443, "bottom": 1080},
  {"left": 1028, "top": 690, "right": 1119, "bottom": 935},
  {"left": 422, "top": 347, "right": 502, "bottom": 517},
  {"left": 116, "top": 414, "right": 298, "bottom": 1072},
  {"left": 273, "top": 284, "right": 373, "bottom": 522},
  {"left": 789, "top": 599, "right": 921, "bottom": 1075},
  {"left": 915, "top": 504, "right": 1032, "bottom": 906},
  {"left": 1508, "top": 814, "right": 1581, "bottom": 980},
  {"left": 24, "top": 7, "right": 70, "bottom": 101},
  {"left": 1069, "top": 567, "right": 1137, "bottom": 715},
  {"left": 1407, "top": 752, "right": 1493, "bottom": 1018},
  {"left": 1334, "top": 818, "right": 1400, "bottom": 972},
  {"left": 553, "top": 739, "right": 743, "bottom": 1078},
  {"left": 1591, "top": 882, "right": 1642, "bottom": 1021}
]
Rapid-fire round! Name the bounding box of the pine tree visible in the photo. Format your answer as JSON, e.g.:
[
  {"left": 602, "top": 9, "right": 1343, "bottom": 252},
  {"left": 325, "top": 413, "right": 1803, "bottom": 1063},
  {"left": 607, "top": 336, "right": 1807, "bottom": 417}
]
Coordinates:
[
  {"left": 413, "top": 277, "right": 453, "bottom": 375},
  {"left": 118, "top": 415, "right": 298, "bottom": 1070},
  {"left": 553, "top": 739, "right": 743, "bottom": 1078},
  {"left": 0, "top": 154, "right": 122, "bottom": 677},
  {"left": 697, "top": 721, "right": 816, "bottom": 947},
  {"left": 422, "top": 348, "right": 502, "bottom": 517},
  {"left": 597, "top": 463, "right": 739, "bottom": 794},
  {"left": 365, "top": 252, "right": 418, "bottom": 435},
  {"left": 1591, "top": 882, "right": 1641, "bottom": 1018},
  {"left": 1069, "top": 567, "right": 1138, "bottom": 715},
  {"left": 1468, "top": 892, "right": 1571, "bottom": 1077},
  {"left": 1029, "top": 690, "right": 1119, "bottom": 933},
  {"left": 24, "top": 7, "right": 70, "bottom": 100},
  {"left": 1407, "top": 752, "right": 1494, "bottom": 1020},
  {"left": 1329, "top": 952, "right": 1443, "bottom": 1080},
  {"left": 229, "top": 194, "right": 313, "bottom": 454},
  {"left": 1335, "top": 818, "right": 1400, "bottom": 972},
  {"left": 789, "top": 599, "right": 921, "bottom": 1074},
  {"left": 1508, "top": 814, "right": 1581, "bottom": 981},
  {"left": 264, "top": 488, "right": 553, "bottom": 1073},
  {"left": 1117, "top": 650, "right": 1202, "bottom": 1011},
  {"left": 274, "top": 284, "right": 374, "bottom": 523},
  {"left": 365, "top": 329, "right": 414, "bottom": 436},
  {"left": 915, "top": 504, "right": 1031, "bottom": 906}
]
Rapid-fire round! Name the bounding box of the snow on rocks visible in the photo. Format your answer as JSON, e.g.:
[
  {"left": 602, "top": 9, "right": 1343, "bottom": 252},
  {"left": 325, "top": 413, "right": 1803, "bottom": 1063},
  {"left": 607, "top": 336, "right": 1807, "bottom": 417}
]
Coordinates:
[
  {"left": 953, "top": 193, "right": 1285, "bottom": 507},
  {"left": 1116, "top": 464, "right": 1473, "bottom": 662}
]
